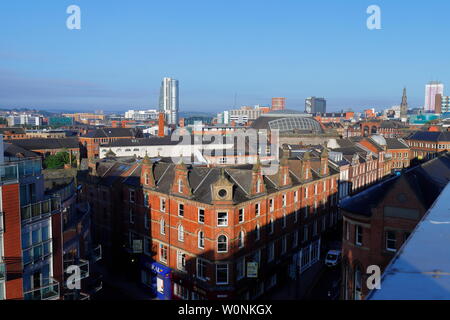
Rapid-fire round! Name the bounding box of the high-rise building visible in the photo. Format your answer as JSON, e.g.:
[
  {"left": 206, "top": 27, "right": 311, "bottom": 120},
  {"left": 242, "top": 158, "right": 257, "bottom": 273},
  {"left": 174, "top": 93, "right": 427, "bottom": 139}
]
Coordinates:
[
  {"left": 159, "top": 77, "right": 179, "bottom": 125},
  {"left": 400, "top": 88, "right": 408, "bottom": 119},
  {"left": 424, "top": 81, "right": 444, "bottom": 113},
  {"left": 435, "top": 94, "right": 450, "bottom": 114},
  {"left": 305, "top": 97, "right": 327, "bottom": 114},
  {"left": 271, "top": 98, "right": 286, "bottom": 111}
]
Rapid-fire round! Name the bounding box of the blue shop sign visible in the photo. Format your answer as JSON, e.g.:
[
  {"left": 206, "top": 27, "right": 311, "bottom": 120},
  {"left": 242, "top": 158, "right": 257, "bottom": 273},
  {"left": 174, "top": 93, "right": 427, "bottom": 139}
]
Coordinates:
[{"left": 148, "top": 261, "right": 172, "bottom": 300}]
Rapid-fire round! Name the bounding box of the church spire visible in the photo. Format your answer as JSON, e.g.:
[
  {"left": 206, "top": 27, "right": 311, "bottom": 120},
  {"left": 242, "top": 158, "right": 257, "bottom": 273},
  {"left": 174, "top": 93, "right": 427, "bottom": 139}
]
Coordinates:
[{"left": 400, "top": 87, "right": 408, "bottom": 118}]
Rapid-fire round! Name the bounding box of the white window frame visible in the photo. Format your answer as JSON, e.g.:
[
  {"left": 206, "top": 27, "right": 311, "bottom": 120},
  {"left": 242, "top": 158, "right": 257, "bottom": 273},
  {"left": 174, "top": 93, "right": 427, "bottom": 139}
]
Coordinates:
[
  {"left": 217, "top": 235, "right": 228, "bottom": 253},
  {"left": 216, "top": 264, "right": 229, "bottom": 285},
  {"left": 178, "top": 224, "right": 184, "bottom": 242},
  {"left": 238, "top": 208, "right": 245, "bottom": 223},
  {"left": 178, "top": 203, "right": 184, "bottom": 217},
  {"left": 198, "top": 230, "right": 205, "bottom": 249},
  {"left": 217, "top": 211, "right": 228, "bottom": 227},
  {"left": 160, "top": 198, "right": 166, "bottom": 212},
  {"left": 198, "top": 208, "right": 205, "bottom": 224},
  {"left": 177, "top": 250, "right": 186, "bottom": 272},
  {"left": 386, "top": 231, "right": 397, "bottom": 252}
]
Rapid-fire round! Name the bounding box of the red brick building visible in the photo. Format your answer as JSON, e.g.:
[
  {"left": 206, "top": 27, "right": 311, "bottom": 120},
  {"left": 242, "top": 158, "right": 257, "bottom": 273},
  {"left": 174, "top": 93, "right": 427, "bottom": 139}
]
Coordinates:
[
  {"left": 79, "top": 127, "right": 142, "bottom": 159},
  {"left": 406, "top": 131, "right": 450, "bottom": 161},
  {"left": 80, "top": 148, "right": 341, "bottom": 300},
  {"left": 340, "top": 153, "right": 450, "bottom": 300}
]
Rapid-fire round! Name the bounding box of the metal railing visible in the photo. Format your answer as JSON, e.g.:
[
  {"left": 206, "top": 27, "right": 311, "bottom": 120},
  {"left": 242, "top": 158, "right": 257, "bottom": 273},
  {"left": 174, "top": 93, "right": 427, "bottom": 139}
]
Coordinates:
[
  {"left": 0, "top": 163, "right": 19, "bottom": 184},
  {"left": 23, "top": 278, "right": 60, "bottom": 300},
  {"left": 0, "top": 259, "right": 5, "bottom": 281},
  {"left": 91, "top": 245, "right": 102, "bottom": 262},
  {"left": 23, "top": 239, "right": 53, "bottom": 266},
  {"left": 64, "top": 258, "right": 90, "bottom": 282},
  {"left": 21, "top": 197, "right": 61, "bottom": 222}
]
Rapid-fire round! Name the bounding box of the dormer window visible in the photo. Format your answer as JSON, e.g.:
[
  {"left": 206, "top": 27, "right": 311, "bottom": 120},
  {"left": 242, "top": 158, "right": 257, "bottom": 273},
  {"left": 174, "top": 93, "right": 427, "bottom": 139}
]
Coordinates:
[
  {"left": 283, "top": 174, "right": 287, "bottom": 185},
  {"left": 178, "top": 178, "right": 183, "bottom": 193},
  {"left": 256, "top": 179, "right": 261, "bottom": 193}
]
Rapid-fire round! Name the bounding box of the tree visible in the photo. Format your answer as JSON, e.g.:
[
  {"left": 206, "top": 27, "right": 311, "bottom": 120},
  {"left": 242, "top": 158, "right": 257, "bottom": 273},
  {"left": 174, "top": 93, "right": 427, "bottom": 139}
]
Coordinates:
[{"left": 44, "top": 151, "right": 71, "bottom": 169}]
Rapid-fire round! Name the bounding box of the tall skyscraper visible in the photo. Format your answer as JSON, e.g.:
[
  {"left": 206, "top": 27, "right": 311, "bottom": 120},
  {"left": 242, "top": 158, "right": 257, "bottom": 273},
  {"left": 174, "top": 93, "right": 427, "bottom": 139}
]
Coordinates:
[
  {"left": 400, "top": 88, "right": 408, "bottom": 119},
  {"left": 159, "top": 77, "right": 179, "bottom": 125},
  {"left": 271, "top": 97, "right": 286, "bottom": 111},
  {"left": 424, "top": 81, "right": 444, "bottom": 113},
  {"left": 305, "top": 97, "right": 326, "bottom": 114}
]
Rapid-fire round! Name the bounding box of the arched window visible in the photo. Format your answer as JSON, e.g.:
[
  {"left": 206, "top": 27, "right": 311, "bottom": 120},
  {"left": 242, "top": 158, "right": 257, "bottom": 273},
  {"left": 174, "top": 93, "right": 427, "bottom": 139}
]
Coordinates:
[
  {"left": 160, "top": 219, "right": 166, "bottom": 235},
  {"left": 354, "top": 265, "right": 362, "bottom": 300},
  {"left": 145, "top": 173, "right": 149, "bottom": 185},
  {"left": 178, "top": 225, "right": 184, "bottom": 242},
  {"left": 198, "top": 231, "right": 205, "bottom": 249},
  {"left": 238, "top": 231, "right": 245, "bottom": 248},
  {"left": 217, "top": 235, "right": 228, "bottom": 253},
  {"left": 178, "top": 178, "right": 183, "bottom": 193},
  {"left": 256, "top": 179, "right": 261, "bottom": 193}
]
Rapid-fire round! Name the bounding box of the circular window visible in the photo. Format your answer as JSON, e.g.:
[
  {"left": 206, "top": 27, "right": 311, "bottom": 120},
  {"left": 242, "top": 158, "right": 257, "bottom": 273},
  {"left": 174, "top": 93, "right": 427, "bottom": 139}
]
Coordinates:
[{"left": 218, "top": 189, "right": 228, "bottom": 198}]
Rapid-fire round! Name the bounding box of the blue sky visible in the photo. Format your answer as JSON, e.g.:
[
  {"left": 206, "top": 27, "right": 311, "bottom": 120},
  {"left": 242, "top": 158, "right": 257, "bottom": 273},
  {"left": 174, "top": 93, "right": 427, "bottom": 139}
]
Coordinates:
[{"left": 0, "top": 0, "right": 449, "bottom": 113}]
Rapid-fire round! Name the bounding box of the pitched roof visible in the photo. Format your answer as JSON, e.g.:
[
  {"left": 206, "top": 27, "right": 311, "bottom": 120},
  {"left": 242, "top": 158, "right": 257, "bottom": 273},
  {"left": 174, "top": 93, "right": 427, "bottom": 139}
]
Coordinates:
[
  {"left": 11, "top": 138, "right": 79, "bottom": 150},
  {"left": 3, "top": 143, "right": 39, "bottom": 158},
  {"left": 385, "top": 138, "right": 410, "bottom": 149},
  {"left": 0, "top": 127, "right": 26, "bottom": 135},
  {"left": 340, "top": 153, "right": 450, "bottom": 217},
  {"left": 84, "top": 127, "right": 141, "bottom": 138},
  {"left": 91, "top": 152, "right": 340, "bottom": 205},
  {"left": 407, "top": 131, "right": 450, "bottom": 142}
]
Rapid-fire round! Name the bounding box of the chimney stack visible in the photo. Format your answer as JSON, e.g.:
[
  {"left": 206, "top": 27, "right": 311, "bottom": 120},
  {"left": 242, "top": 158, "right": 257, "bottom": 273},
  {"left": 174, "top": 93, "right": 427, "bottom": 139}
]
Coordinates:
[{"left": 158, "top": 112, "right": 165, "bottom": 137}]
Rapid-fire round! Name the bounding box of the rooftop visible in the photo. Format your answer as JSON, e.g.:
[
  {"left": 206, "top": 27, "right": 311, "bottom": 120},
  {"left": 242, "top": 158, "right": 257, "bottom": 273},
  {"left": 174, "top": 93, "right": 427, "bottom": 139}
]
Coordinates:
[{"left": 368, "top": 183, "right": 450, "bottom": 300}]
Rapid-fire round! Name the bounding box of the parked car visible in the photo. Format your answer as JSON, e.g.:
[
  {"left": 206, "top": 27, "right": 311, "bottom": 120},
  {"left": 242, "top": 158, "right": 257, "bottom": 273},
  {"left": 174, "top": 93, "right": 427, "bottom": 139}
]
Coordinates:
[{"left": 325, "top": 250, "right": 341, "bottom": 267}]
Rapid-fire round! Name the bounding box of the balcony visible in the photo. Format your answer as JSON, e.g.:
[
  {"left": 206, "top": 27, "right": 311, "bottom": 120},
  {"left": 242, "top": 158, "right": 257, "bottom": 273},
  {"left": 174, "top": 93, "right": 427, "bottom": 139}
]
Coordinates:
[
  {"left": 23, "top": 239, "right": 53, "bottom": 266},
  {"left": 91, "top": 245, "right": 102, "bottom": 262},
  {"left": 21, "top": 197, "right": 61, "bottom": 223},
  {"left": 64, "top": 291, "right": 90, "bottom": 300},
  {"left": 16, "top": 159, "right": 42, "bottom": 178},
  {"left": 64, "top": 258, "right": 90, "bottom": 283},
  {"left": 0, "top": 163, "right": 19, "bottom": 184},
  {"left": 24, "top": 278, "right": 60, "bottom": 300},
  {"left": 0, "top": 260, "right": 5, "bottom": 281}
]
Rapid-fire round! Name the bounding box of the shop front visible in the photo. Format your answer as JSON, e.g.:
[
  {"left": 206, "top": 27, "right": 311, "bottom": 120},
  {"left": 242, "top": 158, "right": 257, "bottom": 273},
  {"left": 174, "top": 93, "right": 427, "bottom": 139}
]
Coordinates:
[{"left": 141, "top": 258, "right": 172, "bottom": 300}]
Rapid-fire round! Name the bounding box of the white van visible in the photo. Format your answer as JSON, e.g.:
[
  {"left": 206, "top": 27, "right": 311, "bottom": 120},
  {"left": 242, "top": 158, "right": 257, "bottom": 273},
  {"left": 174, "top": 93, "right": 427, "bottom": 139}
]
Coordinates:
[{"left": 325, "top": 250, "right": 341, "bottom": 267}]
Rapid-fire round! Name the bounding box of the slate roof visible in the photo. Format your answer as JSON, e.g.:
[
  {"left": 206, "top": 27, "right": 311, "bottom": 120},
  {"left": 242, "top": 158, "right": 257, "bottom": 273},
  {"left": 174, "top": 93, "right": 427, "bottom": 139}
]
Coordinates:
[
  {"left": 91, "top": 151, "right": 340, "bottom": 205},
  {"left": 11, "top": 138, "right": 79, "bottom": 150},
  {"left": 407, "top": 131, "right": 450, "bottom": 142},
  {"left": 0, "top": 127, "right": 26, "bottom": 135},
  {"left": 385, "top": 138, "right": 410, "bottom": 149},
  {"left": 340, "top": 153, "right": 450, "bottom": 217},
  {"left": 3, "top": 143, "right": 39, "bottom": 158},
  {"left": 84, "top": 127, "right": 141, "bottom": 139}
]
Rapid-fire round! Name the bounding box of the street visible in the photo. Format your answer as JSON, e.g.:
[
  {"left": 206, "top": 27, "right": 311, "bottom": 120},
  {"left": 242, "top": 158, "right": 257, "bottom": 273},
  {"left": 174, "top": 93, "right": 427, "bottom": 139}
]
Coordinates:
[{"left": 307, "top": 264, "right": 341, "bottom": 300}]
